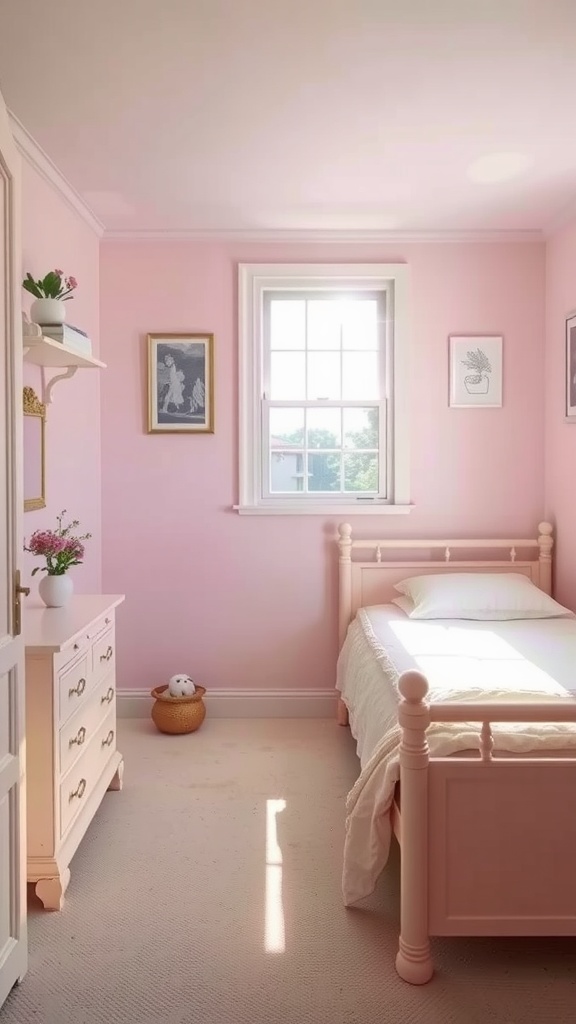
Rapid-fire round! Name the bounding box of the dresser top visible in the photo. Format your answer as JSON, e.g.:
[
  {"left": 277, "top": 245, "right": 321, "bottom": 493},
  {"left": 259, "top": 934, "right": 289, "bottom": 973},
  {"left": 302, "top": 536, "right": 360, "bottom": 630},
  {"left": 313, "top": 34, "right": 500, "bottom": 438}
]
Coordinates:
[{"left": 24, "top": 594, "right": 125, "bottom": 652}]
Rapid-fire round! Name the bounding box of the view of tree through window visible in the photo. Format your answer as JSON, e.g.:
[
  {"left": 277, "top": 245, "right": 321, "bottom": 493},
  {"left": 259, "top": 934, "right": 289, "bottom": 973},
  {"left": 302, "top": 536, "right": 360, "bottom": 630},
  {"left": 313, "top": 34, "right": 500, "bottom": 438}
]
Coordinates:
[{"left": 270, "top": 408, "right": 379, "bottom": 492}]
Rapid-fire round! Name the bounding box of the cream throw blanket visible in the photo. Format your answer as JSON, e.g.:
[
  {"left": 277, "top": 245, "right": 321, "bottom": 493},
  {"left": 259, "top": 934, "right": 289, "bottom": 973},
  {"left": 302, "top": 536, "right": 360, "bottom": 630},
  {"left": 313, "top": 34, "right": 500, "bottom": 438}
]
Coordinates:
[{"left": 341, "top": 613, "right": 576, "bottom": 907}]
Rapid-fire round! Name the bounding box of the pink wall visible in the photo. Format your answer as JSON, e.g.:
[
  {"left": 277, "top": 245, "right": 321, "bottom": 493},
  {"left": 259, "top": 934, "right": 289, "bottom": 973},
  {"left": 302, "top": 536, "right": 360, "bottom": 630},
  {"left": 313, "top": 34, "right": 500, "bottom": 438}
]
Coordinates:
[
  {"left": 21, "top": 160, "right": 102, "bottom": 594},
  {"left": 100, "top": 240, "right": 545, "bottom": 691},
  {"left": 545, "top": 220, "right": 576, "bottom": 609}
]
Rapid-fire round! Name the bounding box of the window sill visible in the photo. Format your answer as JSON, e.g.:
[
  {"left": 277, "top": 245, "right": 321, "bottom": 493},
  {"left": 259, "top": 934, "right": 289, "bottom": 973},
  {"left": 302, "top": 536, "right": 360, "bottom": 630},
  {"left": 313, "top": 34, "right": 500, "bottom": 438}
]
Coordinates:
[{"left": 233, "top": 503, "right": 415, "bottom": 516}]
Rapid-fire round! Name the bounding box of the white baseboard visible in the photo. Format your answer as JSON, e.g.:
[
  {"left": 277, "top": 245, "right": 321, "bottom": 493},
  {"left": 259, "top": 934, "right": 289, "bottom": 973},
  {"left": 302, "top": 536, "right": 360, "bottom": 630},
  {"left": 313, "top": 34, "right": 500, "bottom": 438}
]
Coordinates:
[{"left": 117, "top": 688, "right": 338, "bottom": 719}]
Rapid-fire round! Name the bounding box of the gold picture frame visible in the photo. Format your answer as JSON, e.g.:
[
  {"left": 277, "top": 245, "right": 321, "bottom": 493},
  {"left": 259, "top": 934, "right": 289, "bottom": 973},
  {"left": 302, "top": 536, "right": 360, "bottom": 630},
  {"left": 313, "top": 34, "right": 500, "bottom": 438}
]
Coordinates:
[
  {"left": 565, "top": 313, "right": 576, "bottom": 421},
  {"left": 147, "top": 333, "right": 215, "bottom": 434},
  {"left": 23, "top": 386, "right": 46, "bottom": 511}
]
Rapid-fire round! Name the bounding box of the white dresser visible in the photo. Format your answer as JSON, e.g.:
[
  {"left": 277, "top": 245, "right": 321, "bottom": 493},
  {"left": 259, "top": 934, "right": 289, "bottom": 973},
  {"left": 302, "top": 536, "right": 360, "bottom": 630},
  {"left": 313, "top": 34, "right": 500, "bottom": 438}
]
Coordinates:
[{"left": 24, "top": 594, "right": 125, "bottom": 910}]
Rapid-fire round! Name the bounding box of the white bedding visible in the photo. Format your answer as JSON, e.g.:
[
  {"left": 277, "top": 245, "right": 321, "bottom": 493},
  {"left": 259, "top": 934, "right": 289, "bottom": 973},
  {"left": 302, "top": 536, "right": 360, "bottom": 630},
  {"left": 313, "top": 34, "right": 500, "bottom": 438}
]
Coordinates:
[{"left": 337, "top": 604, "right": 576, "bottom": 905}]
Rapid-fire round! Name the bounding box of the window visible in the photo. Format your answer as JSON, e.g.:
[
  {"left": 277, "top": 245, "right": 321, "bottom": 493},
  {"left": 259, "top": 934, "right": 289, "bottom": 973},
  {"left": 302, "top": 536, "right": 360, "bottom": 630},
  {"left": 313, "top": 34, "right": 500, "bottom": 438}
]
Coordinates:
[{"left": 237, "top": 263, "right": 411, "bottom": 515}]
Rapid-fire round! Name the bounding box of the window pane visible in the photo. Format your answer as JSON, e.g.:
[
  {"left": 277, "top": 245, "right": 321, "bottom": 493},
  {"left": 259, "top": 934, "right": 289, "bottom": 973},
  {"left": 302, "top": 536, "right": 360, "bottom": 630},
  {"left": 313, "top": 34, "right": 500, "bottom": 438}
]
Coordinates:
[
  {"left": 307, "top": 300, "right": 342, "bottom": 350},
  {"left": 342, "top": 351, "right": 379, "bottom": 400},
  {"left": 308, "top": 452, "right": 341, "bottom": 492},
  {"left": 341, "top": 299, "right": 379, "bottom": 350},
  {"left": 307, "top": 408, "right": 341, "bottom": 448},
  {"left": 269, "top": 408, "right": 304, "bottom": 447},
  {"left": 307, "top": 351, "right": 340, "bottom": 399},
  {"left": 343, "top": 408, "right": 378, "bottom": 449},
  {"left": 269, "top": 299, "right": 305, "bottom": 350},
  {"left": 343, "top": 453, "right": 379, "bottom": 492},
  {"left": 270, "top": 352, "right": 306, "bottom": 399},
  {"left": 270, "top": 450, "right": 305, "bottom": 492}
]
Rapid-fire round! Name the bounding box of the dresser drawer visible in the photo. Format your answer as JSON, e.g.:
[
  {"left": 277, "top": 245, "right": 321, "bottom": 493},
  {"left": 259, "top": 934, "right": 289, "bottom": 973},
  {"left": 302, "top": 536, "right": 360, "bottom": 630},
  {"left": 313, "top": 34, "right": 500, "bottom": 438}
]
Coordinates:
[
  {"left": 55, "top": 636, "right": 90, "bottom": 677},
  {"left": 92, "top": 626, "right": 115, "bottom": 687},
  {"left": 86, "top": 611, "right": 115, "bottom": 643},
  {"left": 58, "top": 675, "right": 116, "bottom": 777},
  {"left": 58, "top": 655, "right": 91, "bottom": 727},
  {"left": 54, "top": 611, "right": 115, "bottom": 679},
  {"left": 59, "top": 709, "right": 117, "bottom": 838}
]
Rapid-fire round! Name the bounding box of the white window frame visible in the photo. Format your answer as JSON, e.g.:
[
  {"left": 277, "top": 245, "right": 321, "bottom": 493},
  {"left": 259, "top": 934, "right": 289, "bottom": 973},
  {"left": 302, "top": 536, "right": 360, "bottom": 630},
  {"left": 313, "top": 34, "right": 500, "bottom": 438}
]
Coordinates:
[{"left": 236, "top": 263, "right": 412, "bottom": 515}]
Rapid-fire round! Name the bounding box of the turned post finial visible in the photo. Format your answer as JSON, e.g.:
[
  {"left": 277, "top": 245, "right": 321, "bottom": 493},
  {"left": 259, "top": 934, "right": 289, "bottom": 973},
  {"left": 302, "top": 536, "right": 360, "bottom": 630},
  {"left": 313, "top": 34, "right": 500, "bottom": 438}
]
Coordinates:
[
  {"left": 398, "top": 670, "right": 429, "bottom": 703},
  {"left": 537, "top": 522, "right": 554, "bottom": 595},
  {"left": 338, "top": 522, "right": 352, "bottom": 559},
  {"left": 537, "top": 521, "right": 554, "bottom": 553}
]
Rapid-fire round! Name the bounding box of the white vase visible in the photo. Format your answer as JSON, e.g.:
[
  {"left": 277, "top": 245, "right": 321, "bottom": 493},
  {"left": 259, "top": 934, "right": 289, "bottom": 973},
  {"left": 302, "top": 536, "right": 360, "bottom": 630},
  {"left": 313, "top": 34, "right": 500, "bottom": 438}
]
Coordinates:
[
  {"left": 38, "top": 573, "right": 73, "bottom": 608},
  {"left": 30, "top": 298, "right": 66, "bottom": 326}
]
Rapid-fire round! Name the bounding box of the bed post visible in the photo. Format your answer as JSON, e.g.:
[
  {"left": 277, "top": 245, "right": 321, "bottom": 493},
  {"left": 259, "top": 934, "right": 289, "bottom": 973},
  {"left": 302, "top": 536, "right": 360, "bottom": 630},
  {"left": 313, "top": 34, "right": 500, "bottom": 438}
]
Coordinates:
[
  {"left": 337, "top": 523, "right": 353, "bottom": 726},
  {"left": 537, "top": 522, "right": 554, "bottom": 596},
  {"left": 395, "top": 670, "right": 434, "bottom": 985}
]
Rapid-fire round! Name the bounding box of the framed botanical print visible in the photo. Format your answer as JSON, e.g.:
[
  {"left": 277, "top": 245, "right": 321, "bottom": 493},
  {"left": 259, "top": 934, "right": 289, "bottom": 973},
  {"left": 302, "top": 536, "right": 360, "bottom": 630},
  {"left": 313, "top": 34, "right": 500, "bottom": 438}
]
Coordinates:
[
  {"left": 449, "top": 335, "right": 503, "bottom": 408},
  {"left": 566, "top": 314, "right": 576, "bottom": 421},
  {"left": 147, "top": 333, "right": 214, "bottom": 433}
]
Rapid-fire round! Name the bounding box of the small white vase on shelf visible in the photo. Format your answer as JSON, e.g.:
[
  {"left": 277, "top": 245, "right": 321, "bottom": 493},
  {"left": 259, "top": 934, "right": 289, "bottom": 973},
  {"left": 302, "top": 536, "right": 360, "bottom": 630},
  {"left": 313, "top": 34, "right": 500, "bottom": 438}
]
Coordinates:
[
  {"left": 30, "top": 298, "right": 66, "bottom": 326},
  {"left": 38, "top": 573, "right": 73, "bottom": 608}
]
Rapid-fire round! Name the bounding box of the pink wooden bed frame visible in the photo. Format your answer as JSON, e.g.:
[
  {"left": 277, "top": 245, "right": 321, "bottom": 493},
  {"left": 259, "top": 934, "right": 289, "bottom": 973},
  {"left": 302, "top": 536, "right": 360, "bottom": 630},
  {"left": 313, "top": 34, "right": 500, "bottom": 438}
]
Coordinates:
[{"left": 337, "top": 521, "right": 576, "bottom": 984}]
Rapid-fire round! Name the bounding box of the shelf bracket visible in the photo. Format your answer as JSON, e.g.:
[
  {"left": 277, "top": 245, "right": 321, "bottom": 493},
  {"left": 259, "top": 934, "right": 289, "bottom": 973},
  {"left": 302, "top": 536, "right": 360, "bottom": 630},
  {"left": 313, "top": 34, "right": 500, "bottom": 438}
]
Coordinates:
[{"left": 41, "top": 365, "right": 79, "bottom": 405}]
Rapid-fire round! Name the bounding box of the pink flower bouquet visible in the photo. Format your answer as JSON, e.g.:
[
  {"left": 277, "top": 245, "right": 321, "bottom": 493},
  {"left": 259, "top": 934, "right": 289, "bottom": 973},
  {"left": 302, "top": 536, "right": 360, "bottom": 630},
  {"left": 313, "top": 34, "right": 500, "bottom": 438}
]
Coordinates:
[{"left": 24, "top": 511, "right": 91, "bottom": 576}]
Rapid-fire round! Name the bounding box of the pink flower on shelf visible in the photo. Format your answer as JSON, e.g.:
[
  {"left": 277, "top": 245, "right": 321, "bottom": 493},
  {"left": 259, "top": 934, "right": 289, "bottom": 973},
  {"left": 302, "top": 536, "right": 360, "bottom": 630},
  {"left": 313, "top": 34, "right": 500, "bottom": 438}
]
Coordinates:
[
  {"left": 22, "top": 269, "right": 78, "bottom": 301},
  {"left": 24, "top": 511, "right": 91, "bottom": 577}
]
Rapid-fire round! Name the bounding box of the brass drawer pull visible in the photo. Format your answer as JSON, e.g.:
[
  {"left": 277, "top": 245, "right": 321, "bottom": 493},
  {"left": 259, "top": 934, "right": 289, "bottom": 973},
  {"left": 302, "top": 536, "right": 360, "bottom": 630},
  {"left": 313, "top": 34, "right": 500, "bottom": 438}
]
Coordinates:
[
  {"left": 69, "top": 778, "right": 87, "bottom": 801},
  {"left": 100, "top": 645, "right": 113, "bottom": 663},
  {"left": 68, "top": 677, "right": 86, "bottom": 698},
  {"left": 100, "top": 686, "right": 114, "bottom": 705},
  {"left": 69, "top": 726, "right": 86, "bottom": 748},
  {"left": 101, "top": 729, "right": 115, "bottom": 749}
]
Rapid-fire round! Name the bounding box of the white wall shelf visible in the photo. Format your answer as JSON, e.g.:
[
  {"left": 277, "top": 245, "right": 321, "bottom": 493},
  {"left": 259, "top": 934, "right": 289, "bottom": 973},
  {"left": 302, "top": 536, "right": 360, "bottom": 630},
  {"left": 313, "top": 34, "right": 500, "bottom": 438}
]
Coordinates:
[
  {"left": 22, "top": 324, "right": 106, "bottom": 405},
  {"left": 23, "top": 334, "right": 105, "bottom": 369}
]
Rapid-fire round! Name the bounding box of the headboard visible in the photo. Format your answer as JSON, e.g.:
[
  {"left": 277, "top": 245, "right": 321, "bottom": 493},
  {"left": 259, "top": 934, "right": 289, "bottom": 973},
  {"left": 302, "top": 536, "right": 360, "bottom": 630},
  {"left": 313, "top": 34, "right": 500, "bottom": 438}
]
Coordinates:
[{"left": 337, "top": 522, "right": 554, "bottom": 647}]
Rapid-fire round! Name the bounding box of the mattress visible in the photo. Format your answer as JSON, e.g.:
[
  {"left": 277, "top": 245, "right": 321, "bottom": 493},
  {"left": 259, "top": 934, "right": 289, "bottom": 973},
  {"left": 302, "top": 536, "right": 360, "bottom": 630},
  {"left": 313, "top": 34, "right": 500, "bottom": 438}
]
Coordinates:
[{"left": 337, "top": 603, "right": 576, "bottom": 768}]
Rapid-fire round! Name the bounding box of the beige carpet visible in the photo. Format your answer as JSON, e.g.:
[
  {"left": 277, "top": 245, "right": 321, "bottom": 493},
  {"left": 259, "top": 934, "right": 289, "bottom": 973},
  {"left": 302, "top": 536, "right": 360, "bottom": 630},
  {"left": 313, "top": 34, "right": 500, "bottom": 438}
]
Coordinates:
[{"left": 3, "top": 718, "right": 576, "bottom": 1024}]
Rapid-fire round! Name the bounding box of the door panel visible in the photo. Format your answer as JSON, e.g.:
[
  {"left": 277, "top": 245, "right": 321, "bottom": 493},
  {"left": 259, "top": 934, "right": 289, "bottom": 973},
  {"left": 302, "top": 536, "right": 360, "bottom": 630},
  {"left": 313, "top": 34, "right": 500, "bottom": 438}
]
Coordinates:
[{"left": 0, "top": 85, "right": 27, "bottom": 1009}]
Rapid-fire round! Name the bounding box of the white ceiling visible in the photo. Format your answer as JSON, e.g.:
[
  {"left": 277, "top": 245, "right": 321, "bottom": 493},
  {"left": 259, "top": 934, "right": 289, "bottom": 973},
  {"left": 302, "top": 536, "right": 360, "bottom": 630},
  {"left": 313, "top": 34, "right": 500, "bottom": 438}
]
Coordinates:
[{"left": 2, "top": 0, "right": 576, "bottom": 236}]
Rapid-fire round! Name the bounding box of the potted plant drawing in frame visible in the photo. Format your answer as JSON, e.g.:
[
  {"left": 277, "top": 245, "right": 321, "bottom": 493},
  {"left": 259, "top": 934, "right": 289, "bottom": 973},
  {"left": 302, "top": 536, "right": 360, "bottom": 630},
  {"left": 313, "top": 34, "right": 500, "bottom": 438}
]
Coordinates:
[{"left": 449, "top": 335, "right": 503, "bottom": 408}]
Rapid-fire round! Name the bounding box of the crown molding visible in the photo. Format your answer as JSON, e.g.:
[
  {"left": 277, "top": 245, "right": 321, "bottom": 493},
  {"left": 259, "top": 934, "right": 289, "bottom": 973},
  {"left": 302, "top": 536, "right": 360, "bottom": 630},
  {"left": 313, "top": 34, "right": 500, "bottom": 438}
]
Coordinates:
[
  {"left": 5, "top": 114, "right": 549, "bottom": 245},
  {"left": 103, "top": 226, "right": 544, "bottom": 243},
  {"left": 9, "top": 111, "right": 105, "bottom": 238}
]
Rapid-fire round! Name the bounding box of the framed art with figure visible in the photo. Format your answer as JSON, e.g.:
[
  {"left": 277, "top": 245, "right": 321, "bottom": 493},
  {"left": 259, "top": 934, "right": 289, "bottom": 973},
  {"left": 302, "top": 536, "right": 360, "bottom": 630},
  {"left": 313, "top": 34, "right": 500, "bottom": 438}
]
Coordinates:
[
  {"left": 566, "top": 314, "right": 576, "bottom": 421},
  {"left": 148, "top": 333, "right": 214, "bottom": 433}
]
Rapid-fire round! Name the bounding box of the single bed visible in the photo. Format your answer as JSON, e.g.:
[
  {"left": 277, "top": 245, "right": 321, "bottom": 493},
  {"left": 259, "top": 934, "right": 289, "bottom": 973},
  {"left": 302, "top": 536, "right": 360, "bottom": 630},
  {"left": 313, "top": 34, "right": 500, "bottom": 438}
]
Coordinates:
[{"left": 335, "top": 522, "right": 576, "bottom": 984}]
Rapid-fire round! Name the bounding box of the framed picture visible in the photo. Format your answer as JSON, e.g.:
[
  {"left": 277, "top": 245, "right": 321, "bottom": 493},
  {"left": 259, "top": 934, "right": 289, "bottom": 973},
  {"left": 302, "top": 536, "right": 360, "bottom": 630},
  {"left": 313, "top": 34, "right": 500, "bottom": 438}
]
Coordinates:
[
  {"left": 449, "top": 335, "right": 503, "bottom": 408},
  {"left": 147, "top": 333, "right": 214, "bottom": 433},
  {"left": 565, "top": 314, "right": 576, "bottom": 421}
]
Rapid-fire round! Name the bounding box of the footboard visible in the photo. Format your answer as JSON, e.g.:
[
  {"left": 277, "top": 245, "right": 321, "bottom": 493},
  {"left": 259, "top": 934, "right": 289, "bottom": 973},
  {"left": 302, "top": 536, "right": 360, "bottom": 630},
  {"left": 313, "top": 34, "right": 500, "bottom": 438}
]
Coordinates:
[{"left": 395, "top": 670, "right": 576, "bottom": 986}]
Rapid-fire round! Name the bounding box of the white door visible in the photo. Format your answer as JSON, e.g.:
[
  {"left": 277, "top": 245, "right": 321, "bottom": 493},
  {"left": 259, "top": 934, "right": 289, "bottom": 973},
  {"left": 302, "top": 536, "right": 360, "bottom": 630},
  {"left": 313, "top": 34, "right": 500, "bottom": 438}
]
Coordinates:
[{"left": 0, "top": 89, "right": 27, "bottom": 1007}]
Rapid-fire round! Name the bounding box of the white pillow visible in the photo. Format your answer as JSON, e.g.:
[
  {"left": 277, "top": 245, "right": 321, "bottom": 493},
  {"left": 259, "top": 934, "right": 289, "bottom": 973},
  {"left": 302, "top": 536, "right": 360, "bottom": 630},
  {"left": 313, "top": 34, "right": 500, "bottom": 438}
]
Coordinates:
[
  {"left": 391, "top": 595, "right": 415, "bottom": 617},
  {"left": 393, "top": 572, "right": 573, "bottom": 620}
]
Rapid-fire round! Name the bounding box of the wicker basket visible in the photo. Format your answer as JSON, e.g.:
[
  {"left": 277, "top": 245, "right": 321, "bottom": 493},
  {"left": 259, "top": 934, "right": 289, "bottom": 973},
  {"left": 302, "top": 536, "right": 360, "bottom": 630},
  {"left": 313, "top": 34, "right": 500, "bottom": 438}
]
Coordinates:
[{"left": 150, "top": 684, "right": 207, "bottom": 735}]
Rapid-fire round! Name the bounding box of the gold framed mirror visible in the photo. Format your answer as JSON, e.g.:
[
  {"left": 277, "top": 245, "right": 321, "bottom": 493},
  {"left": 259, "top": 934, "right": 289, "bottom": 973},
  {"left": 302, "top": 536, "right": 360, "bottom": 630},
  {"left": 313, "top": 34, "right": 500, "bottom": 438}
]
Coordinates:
[{"left": 23, "top": 386, "right": 46, "bottom": 512}]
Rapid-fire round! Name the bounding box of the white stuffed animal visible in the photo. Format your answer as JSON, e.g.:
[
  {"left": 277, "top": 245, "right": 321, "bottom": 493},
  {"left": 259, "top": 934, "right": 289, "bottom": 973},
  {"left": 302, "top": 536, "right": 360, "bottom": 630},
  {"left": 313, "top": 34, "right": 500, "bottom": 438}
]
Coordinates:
[{"left": 168, "top": 673, "right": 196, "bottom": 697}]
